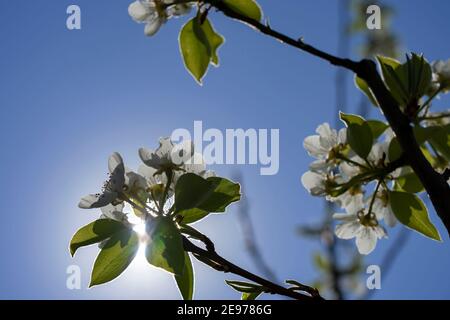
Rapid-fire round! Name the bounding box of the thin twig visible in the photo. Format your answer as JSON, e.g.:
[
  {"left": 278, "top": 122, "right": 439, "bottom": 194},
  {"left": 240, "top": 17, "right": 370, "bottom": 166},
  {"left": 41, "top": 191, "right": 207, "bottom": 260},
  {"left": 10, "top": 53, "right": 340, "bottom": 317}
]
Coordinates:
[{"left": 183, "top": 236, "right": 323, "bottom": 300}]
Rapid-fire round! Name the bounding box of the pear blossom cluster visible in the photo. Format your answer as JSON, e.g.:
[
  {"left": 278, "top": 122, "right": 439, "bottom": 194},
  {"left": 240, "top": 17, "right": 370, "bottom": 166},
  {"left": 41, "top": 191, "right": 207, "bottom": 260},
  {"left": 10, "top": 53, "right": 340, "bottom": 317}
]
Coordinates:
[
  {"left": 301, "top": 123, "right": 401, "bottom": 255},
  {"left": 79, "top": 137, "right": 214, "bottom": 224},
  {"left": 431, "top": 59, "right": 450, "bottom": 93},
  {"left": 128, "top": 0, "right": 193, "bottom": 36}
]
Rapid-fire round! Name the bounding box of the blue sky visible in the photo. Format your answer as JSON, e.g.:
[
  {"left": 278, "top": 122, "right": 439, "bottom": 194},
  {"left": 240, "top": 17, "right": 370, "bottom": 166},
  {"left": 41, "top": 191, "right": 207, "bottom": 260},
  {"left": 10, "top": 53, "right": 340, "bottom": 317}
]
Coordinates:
[{"left": 0, "top": 0, "right": 449, "bottom": 299}]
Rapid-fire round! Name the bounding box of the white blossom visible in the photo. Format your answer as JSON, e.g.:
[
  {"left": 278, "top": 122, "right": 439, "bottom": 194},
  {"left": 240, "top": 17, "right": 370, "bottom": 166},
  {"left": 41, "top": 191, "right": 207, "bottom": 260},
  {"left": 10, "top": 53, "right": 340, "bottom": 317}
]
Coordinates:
[
  {"left": 100, "top": 203, "right": 128, "bottom": 223},
  {"left": 340, "top": 140, "right": 400, "bottom": 177},
  {"left": 173, "top": 151, "right": 216, "bottom": 183},
  {"left": 303, "top": 123, "right": 347, "bottom": 171},
  {"left": 139, "top": 137, "right": 195, "bottom": 173},
  {"left": 301, "top": 167, "right": 363, "bottom": 210},
  {"left": 301, "top": 171, "right": 333, "bottom": 196},
  {"left": 78, "top": 153, "right": 126, "bottom": 209},
  {"left": 432, "top": 59, "right": 450, "bottom": 92},
  {"left": 128, "top": 1, "right": 165, "bottom": 36},
  {"left": 128, "top": 0, "right": 192, "bottom": 36},
  {"left": 371, "top": 188, "right": 397, "bottom": 227},
  {"left": 333, "top": 197, "right": 387, "bottom": 255},
  {"left": 422, "top": 111, "right": 450, "bottom": 126}
]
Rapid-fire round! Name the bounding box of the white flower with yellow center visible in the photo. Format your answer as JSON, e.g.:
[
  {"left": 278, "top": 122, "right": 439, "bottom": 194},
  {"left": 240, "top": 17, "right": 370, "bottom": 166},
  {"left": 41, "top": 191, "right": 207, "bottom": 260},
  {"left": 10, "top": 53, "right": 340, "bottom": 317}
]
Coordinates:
[
  {"left": 371, "top": 188, "right": 397, "bottom": 227},
  {"left": 303, "top": 123, "right": 347, "bottom": 172},
  {"left": 333, "top": 197, "right": 387, "bottom": 255}
]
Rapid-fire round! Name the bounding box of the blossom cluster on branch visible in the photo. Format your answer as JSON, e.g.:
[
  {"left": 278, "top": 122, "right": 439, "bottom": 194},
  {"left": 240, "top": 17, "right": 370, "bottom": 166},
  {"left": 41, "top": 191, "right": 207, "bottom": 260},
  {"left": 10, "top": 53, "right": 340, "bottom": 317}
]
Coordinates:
[
  {"left": 302, "top": 56, "right": 450, "bottom": 254},
  {"left": 71, "top": 137, "right": 242, "bottom": 299}
]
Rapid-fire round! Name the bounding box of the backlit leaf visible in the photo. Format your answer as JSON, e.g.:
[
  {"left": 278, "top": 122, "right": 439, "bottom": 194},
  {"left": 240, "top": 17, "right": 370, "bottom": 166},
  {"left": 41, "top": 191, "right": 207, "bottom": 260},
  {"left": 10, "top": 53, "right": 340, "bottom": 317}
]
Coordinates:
[{"left": 90, "top": 229, "right": 139, "bottom": 287}]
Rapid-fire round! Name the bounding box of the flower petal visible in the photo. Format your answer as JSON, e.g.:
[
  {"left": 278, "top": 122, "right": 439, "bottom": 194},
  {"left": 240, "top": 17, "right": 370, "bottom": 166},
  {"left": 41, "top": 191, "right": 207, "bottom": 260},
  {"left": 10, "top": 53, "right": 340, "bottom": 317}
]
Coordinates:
[
  {"left": 335, "top": 221, "right": 361, "bottom": 239},
  {"left": 139, "top": 147, "right": 165, "bottom": 170},
  {"left": 128, "top": 1, "right": 152, "bottom": 22},
  {"left": 108, "top": 152, "right": 125, "bottom": 191},
  {"left": 355, "top": 227, "right": 377, "bottom": 255},
  {"left": 171, "top": 140, "right": 195, "bottom": 166},
  {"left": 384, "top": 208, "right": 397, "bottom": 227},
  {"left": 316, "top": 123, "right": 337, "bottom": 150},
  {"left": 332, "top": 213, "right": 357, "bottom": 222},
  {"left": 139, "top": 147, "right": 154, "bottom": 163},
  {"left": 301, "top": 171, "right": 326, "bottom": 196},
  {"left": 309, "top": 159, "right": 329, "bottom": 172},
  {"left": 373, "top": 225, "right": 388, "bottom": 239},
  {"left": 338, "top": 128, "right": 347, "bottom": 144},
  {"left": 78, "top": 192, "right": 117, "bottom": 209},
  {"left": 144, "top": 18, "right": 163, "bottom": 36},
  {"left": 108, "top": 152, "right": 125, "bottom": 175},
  {"left": 303, "top": 135, "right": 326, "bottom": 158},
  {"left": 138, "top": 164, "right": 162, "bottom": 186},
  {"left": 167, "top": 3, "right": 192, "bottom": 16},
  {"left": 125, "top": 169, "right": 147, "bottom": 190},
  {"left": 100, "top": 203, "right": 127, "bottom": 221}
]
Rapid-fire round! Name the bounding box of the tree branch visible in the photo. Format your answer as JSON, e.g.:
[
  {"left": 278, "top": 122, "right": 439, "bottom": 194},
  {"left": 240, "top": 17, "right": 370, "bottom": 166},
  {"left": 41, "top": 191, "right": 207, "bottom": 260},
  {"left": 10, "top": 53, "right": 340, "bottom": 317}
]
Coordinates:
[
  {"left": 182, "top": 236, "right": 323, "bottom": 300},
  {"left": 357, "top": 62, "right": 450, "bottom": 236},
  {"left": 207, "top": 0, "right": 450, "bottom": 236},
  {"left": 208, "top": 0, "right": 360, "bottom": 72}
]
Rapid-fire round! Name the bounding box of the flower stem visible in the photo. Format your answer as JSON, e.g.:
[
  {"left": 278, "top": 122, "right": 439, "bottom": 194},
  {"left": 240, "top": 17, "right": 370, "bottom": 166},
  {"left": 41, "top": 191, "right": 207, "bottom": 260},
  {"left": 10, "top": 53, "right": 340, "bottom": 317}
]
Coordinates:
[
  {"left": 123, "top": 195, "right": 151, "bottom": 218},
  {"left": 417, "top": 85, "right": 442, "bottom": 117},
  {"left": 367, "top": 179, "right": 382, "bottom": 217},
  {"left": 160, "top": 169, "right": 173, "bottom": 215},
  {"left": 337, "top": 154, "right": 369, "bottom": 170}
]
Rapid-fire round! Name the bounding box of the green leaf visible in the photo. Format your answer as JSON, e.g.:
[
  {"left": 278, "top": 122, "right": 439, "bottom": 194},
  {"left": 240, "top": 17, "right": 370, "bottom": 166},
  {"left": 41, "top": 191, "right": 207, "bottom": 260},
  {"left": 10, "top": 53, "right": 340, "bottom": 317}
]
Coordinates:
[
  {"left": 377, "top": 55, "right": 402, "bottom": 69},
  {"left": 175, "top": 252, "right": 194, "bottom": 300},
  {"left": 389, "top": 191, "right": 441, "bottom": 241},
  {"left": 223, "top": 0, "right": 263, "bottom": 21},
  {"left": 179, "top": 17, "right": 224, "bottom": 84},
  {"left": 377, "top": 54, "right": 432, "bottom": 105},
  {"left": 421, "top": 146, "right": 438, "bottom": 167},
  {"left": 242, "top": 291, "right": 262, "bottom": 300},
  {"left": 227, "top": 280, "right": 265, "bottom": 299},
  {"left": 340, "top": 112, "right": 373, "bottom": 159},
  {"left": 413, "top": 125, "right": 441, "bottom": 145},
  {"left": 395, "top": 171, "right": 424, "bottom": 193},
  {"left": 175, "top": 173, "right": 241, "bottom": 224},
  {"left": 89, "top": 229, "right": 139, "bottom": 287},
  {"left": 179, "top": 18, "right": 210, "bottom": 84},
  {"left": 377, "top": 55, "right": 409, "bottom": 106},
  {"left": 408, "top": 53, "right": 432, "bottom": 99},
  {"left": 146, "top": 216, "right": 185, "bottom": 275},
  {"left": 412, "top": 125, "right": 450, "bottom": 160},
  {"left": 355, "top": 75, "right": 378, "bottom": 106},
  {"left": 427, "top": 124, "right": 450, "bottom": 161},
  {"left": 388, "top": 126, "right": 437, "bottom": 162},
  {"left": 179, "top": 224, "right": 207, "bottom": 242},
  {"left": 202, "top": 18, "right": 224, "bottom": 66},
  {"left": 388, "top": 137, "right": 402, "bottom": 162},
  {"left": 367, "top": 120, "right": 388, "bottom": 140},
  {"left": 131, "top": 189, "right": 149, "bottom": 218},
  {"left": 70, "top": 219, "right": 126, "bottom": 256},
  {"left": 340, "top": 112, "right": 365, "bottom": 126},
  {"left": 225, "top": 280, "right": 263, "bottom": 293}
]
